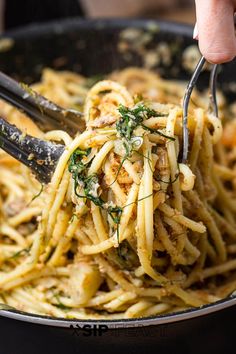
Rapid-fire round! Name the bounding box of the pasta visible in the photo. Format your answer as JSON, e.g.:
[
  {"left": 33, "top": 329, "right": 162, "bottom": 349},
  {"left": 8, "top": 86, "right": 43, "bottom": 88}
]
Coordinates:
[{"left": 1, "top": 67, "right": 236, "bottom": 320}]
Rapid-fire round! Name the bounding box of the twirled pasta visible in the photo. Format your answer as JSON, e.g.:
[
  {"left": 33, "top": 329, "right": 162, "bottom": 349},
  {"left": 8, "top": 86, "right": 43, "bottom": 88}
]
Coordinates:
[{"left": 1, "top": 67, "right": 236, "bottom": 319}]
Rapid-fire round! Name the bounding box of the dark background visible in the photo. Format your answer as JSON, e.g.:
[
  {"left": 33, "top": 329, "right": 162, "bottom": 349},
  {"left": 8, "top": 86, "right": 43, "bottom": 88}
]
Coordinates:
[
  {"left": 3, "top": 0, "right": 195, "bottom": 31},
  {"left": 5, "top": 0, "right": 84, "bottom": 30}
]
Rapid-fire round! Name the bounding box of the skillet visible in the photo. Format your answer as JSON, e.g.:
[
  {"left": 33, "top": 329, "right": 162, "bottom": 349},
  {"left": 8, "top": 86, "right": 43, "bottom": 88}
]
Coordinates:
[{"left": 0, "top": 18, "right": 236, "bottom": 354}]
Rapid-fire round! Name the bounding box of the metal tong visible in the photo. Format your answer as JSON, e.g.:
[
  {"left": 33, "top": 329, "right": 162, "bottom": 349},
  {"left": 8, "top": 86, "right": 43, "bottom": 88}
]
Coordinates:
[
  {"left": 0, "top": 117, "right": 65, "bottom": 183},
  {"left": 182, "top": 57, "right": 218, "bottom": 163},
  {"left": 0, "top": 72, "right": 86, "bottom": 183}
]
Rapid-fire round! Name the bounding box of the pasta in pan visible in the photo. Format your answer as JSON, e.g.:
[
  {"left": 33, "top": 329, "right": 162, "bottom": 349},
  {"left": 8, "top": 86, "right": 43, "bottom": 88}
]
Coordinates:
[{"left": 0, "top": 67, "right": 236, "bottom": 319}]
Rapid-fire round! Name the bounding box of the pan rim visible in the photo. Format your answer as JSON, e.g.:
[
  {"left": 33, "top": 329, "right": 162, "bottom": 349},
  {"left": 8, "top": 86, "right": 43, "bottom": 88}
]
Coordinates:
[
  {"left": 1, "top": 295, "right": 236, "bottom": 328},
  {"left": 0, "top": 16, "right": 194, "bottom": 39}
]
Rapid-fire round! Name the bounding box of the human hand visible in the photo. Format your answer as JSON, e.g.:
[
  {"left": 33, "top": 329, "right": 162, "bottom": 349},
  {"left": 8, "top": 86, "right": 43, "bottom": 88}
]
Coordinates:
[{"left": 194, "top": 0, "right": 236, "bottom": 63}]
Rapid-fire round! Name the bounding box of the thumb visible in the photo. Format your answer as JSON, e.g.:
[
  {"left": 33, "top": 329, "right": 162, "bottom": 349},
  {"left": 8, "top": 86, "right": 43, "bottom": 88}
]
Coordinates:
[{"left": 195, "top": 0, "right": 236, "bottom": 63}]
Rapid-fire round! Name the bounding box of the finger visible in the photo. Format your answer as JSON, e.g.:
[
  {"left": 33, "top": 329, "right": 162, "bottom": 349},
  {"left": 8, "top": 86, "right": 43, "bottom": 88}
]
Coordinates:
[{"left": 195, "top": 0, "right": 236, "bottom": 63}]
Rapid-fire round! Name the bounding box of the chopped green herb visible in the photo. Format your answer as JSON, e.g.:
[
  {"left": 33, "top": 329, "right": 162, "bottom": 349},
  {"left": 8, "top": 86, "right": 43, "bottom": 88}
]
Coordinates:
[
  {"left": 68, "top": 148, "right": 91, "bottom": 178},
  {"left": 54, "top": 294, "right": 70, "bottom": 311},
  {"left": 108, "top": 154, "right": 129, "bottom": 187},
  {"left": 117, "top": 104, "right": 159, "bottom": 150},
  {"left": 9, "top": 247, "right": 30, "bottom": 260},
  {"left": 68, "top": 104, "right": 175, "bottom": 245},
  {"left": 123, "top": 193, "right": 153, "bottom": 209},
  {"left": 110, "top": 104, "right": 158, "bottom": 185},
  {"left": 68, "top": 148, "right": 123, "bottom": 243},
  {"left": 112, "top": 104, "right": 175, "bottom": 184},
  {"left": 107, "top": 205, "right": 123, "bottom": 225},
  {"left": 154, "top": 172, "right": 180, "bottom": 184},
  {"left": 28, "top": 183, "right": 44, "bottom": 206},
  {"left": 141, "top": 124, "right": 175, "bottom": 141}
]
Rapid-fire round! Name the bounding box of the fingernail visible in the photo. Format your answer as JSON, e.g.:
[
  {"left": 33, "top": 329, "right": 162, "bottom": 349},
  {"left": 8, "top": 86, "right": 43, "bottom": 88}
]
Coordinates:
[{"left": 193, "top": 23, "right": 199, "bottom": 40}]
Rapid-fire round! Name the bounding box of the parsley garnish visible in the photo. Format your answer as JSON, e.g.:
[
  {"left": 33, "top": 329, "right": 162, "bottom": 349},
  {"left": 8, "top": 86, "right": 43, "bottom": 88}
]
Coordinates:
[
  {"left": 110, "top": 104, "right": 174, "bottom": 185},
  {"left": 68, "top": 148, "right": 123, "bottom": 243}
]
